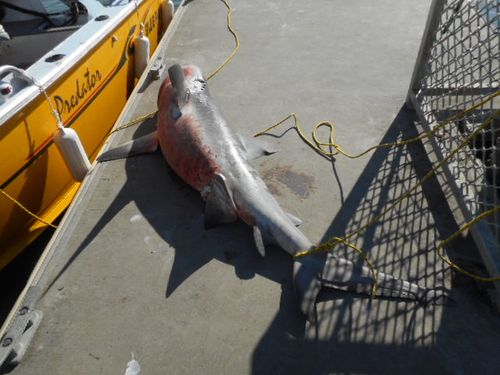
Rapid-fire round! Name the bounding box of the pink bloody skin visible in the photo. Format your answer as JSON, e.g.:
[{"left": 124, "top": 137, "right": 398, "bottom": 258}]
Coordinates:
[
  {"left": 156, "top": 66, "right": 221, "bottom": 192},
  {"left": 155, "top": 65, "right": 260, "bottom": 227}
]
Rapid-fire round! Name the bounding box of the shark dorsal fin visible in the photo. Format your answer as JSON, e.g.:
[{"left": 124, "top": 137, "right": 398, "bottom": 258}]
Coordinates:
[
  {"left": 287, "top": 212, "right": 302, "bottom": 226},
  {"left": 204, "top": 174, "right": 238, "bottom": 229}
]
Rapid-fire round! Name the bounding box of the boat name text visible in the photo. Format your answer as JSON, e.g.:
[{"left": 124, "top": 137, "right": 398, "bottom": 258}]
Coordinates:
[
  {"left": 54, "top": 68, "right": 102, "bottom": 118},
  {"left": 143, "top": 10, "right": 159, "bottom": 37}
]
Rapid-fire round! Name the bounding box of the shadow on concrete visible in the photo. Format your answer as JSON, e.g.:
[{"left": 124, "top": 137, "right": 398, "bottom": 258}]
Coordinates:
[
  {"left": 41, "top": 106, "right": 500, "bottom": 374},
  {"left": 44, "top": 115, "right": 295, "bottom": 302},
  {"left": 250, "top": 106, "right": 500, "bottom": 374}
]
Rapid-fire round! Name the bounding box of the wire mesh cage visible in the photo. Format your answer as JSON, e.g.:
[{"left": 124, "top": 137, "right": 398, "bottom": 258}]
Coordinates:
[{"left": 407, "top": 0, "right": 500, "bottom": 306}]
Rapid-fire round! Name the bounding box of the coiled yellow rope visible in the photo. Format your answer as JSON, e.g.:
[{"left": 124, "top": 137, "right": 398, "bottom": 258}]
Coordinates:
[{"left": 254, "top": 92, "right": 500, "bottom": 159}]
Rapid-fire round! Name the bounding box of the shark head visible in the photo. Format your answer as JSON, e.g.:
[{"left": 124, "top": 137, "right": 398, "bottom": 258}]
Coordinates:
[
  {"left": 157, "top": 64, "right": 207, "bottom": 123},
  {"left": 166, "top": 64, "right": 206, "bottom": 106}
]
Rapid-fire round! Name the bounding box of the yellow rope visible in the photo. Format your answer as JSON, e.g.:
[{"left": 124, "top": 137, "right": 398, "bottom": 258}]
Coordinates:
[
  {"left": 205, "top": 0, "right": 240, "bottom": 82},
  {"left": 110, "top": 110, "right": 158, "bottom": 134},
  {"left": 254, "top": 92, "right": 500, "bottom": 159},
  {"left": 0, "top": 188, "right": 58, "bottom": 229},
  {"left": 112, "top": 0, "right": 240, "bottom": 135},
  {"left": 293, "top": 108, "right": 500, "bottom": 287},
  {"left": 437, "top": 207, "right": 500, "bottom": 282}
]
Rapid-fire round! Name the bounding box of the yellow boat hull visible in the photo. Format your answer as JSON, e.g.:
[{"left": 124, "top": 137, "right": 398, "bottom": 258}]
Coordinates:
[{"left": 0, "top": 0, "right": 171, "bottom": 269}]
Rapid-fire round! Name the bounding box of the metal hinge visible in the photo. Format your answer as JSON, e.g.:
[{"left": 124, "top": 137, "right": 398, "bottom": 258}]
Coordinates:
[{"left": 0, "top": 286, "right": 43, "bottom": 370}]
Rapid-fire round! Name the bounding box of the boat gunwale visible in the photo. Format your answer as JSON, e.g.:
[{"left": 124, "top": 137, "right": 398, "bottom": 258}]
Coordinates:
[{"left": 0, "top": 0, "right": 154, "bottom": 127}]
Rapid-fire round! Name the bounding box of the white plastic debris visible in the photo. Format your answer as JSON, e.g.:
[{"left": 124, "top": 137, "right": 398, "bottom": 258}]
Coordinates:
[{"left": 125, "top": 353, "right": 141, "bottom": 375}]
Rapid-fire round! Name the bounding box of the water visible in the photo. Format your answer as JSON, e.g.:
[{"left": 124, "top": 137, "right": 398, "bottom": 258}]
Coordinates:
[{"left": 0, "top": 228, "right": 55, "bottom": 324}]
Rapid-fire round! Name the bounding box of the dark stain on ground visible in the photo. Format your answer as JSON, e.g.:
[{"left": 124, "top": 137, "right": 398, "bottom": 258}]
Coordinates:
[{"left": 263, "top": 165, "right": 315, "bottom": 199}]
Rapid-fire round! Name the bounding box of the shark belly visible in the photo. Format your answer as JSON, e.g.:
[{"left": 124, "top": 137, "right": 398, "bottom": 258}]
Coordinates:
[{"left": 157, "top": 111, "right": 221, "bottom": 192}]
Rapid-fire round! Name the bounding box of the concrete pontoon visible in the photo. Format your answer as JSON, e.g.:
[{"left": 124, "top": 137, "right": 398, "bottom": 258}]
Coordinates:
[{"left": 3, "top": 0, "right": 500, "bottom": 374}]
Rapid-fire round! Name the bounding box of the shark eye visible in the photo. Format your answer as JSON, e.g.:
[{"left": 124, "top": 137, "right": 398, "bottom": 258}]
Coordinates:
[{"left": 170, "top": 101, "right": 182, "bottom": 120}]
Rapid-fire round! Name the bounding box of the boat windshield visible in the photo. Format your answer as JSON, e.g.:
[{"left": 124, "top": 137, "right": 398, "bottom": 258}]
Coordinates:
[{"left": 0, "top": 0, "right": 90, "bottom": 68}]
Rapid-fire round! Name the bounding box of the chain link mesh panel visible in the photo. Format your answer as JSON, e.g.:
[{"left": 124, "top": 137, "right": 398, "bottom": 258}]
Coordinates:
[{"left": 408, "top": 0, "right": 500, "bottom": 303}]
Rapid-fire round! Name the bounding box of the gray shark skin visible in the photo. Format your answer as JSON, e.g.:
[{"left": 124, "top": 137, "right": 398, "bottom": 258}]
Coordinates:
[{"left": 99, "top": 64, "right": 448, "bottom": 321}]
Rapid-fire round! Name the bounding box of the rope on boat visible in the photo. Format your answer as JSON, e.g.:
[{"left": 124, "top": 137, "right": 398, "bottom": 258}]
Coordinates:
[
  {"left": 0, "top": 71, "right": 73, "bottom": 230},
  {"left": 0, "top": 188, "right": 58, "bottom": 229}
]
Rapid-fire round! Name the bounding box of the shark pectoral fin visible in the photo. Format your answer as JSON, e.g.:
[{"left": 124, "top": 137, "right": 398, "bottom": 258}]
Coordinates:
[
  {"left": 98, "top": 131, "right": 159, "bottom": 162},
  {"left": 287, "top": 212, "right": 302, "bottom": 227},
  {"left": 293, "top": 253, "right": 326, "bottom": 322},
  {"left": 204, "top": 174, "right": 238, "bottom": 229},
  {"left": 238, "top": 135, "right": 280, "bottom": 160},
  {"left": 253, "top": 226, "right": 266, "bottom": 257}
]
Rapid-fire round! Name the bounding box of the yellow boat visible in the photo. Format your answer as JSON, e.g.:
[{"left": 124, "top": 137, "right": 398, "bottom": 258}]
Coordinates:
[{"left": 0, "top": 0, "right": 174, "bottom": 270}]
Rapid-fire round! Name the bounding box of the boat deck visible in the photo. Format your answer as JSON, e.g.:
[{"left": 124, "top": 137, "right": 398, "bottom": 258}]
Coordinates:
[{"left": 7, "top": 0, "right": 500, "bottom": 374}]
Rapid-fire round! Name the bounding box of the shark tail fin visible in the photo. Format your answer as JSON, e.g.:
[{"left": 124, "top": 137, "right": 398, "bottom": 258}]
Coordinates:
[{"left": 320, "top": 255, "right": 450, "bottom": 305}]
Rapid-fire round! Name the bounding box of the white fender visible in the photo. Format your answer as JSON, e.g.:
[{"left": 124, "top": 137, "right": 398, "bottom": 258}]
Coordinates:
[
  {"left": 53, "top": 127, "right": 91, "bottom": 182},
  {"left": 160, "top": 0, "right": 174, "bottom": 31},
  {"left": 134, "top": 30, "right": 150, "bottom": 79}
]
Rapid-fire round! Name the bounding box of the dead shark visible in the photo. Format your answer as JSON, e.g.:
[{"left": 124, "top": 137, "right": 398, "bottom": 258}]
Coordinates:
[{"left": 99, "top": 64, "right": 447, "bottom": 321}]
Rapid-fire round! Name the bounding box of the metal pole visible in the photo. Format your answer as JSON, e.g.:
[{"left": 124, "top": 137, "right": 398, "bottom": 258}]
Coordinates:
[{"left": 405, "top": 0, "right": 447, "bottom": 108}]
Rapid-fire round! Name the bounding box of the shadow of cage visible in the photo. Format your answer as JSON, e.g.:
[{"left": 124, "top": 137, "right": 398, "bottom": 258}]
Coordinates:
[
  {"left": 313, "top": 107, "right": 452, "bottom": 345},
  {"left": 281, "top": 107, "right": 499, "bottom": 375}
]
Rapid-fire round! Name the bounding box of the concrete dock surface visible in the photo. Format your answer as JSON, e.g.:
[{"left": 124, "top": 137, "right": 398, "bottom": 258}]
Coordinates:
[{"left": 7, "top": 0, "right": 500, "bottom": 374}]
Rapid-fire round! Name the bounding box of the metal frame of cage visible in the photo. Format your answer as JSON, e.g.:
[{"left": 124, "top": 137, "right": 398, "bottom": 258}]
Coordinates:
[{"left": 406, "top": 0, "right": 500, "bottom": 309}]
